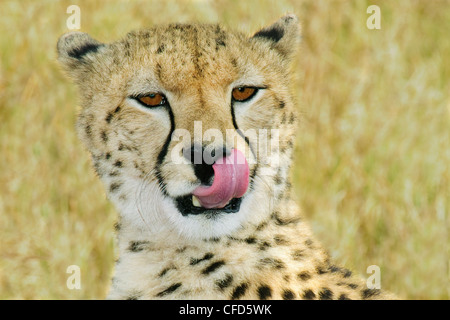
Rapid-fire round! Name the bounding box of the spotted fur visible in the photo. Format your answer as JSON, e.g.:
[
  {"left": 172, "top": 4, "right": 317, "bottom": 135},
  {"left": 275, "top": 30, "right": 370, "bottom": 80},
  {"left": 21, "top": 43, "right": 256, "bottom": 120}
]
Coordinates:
[{"left": 57, "top": 15, "right": 395, "bottom": 300}]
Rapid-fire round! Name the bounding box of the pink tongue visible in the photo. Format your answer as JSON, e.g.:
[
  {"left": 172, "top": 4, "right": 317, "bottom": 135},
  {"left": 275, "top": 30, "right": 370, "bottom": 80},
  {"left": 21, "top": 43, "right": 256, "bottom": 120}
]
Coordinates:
[{"left": 192, "top": 149, "right": 249, "bottom": 209}]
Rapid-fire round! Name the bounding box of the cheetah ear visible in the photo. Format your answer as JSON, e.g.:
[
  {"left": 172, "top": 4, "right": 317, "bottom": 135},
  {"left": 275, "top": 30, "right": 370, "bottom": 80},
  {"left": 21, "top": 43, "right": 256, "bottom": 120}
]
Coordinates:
[
  {"left": 57, "top": 31, "right": 104, "bottom": 76},
  {"left": 251, "top": 14, "right": 301, "bottom": 60}
]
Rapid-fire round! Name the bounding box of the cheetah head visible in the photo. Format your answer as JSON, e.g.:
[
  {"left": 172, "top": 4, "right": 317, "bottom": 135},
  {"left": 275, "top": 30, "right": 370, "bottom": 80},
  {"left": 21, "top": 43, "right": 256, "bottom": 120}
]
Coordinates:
[{"left": 57, "top": 15, "right": 300, "bottom": 240}]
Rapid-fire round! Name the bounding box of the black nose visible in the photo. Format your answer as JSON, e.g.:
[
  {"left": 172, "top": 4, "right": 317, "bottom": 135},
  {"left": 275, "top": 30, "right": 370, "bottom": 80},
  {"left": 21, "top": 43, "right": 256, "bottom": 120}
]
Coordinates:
[{"left": 183, "top": 144, "right": 230, "bottom": 185}]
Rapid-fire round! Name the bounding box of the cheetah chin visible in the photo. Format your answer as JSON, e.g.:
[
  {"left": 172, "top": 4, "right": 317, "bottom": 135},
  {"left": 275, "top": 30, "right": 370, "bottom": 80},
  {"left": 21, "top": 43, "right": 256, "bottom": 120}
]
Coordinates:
[{"left": 58, "top": 14, "right": 396, "bottom": 300}]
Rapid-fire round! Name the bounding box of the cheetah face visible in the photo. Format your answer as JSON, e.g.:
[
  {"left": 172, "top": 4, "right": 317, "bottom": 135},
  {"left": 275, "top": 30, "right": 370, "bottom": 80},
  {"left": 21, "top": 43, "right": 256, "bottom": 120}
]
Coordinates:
[{"left": 57, "top": 15, "right": 300, "bottom": 240}]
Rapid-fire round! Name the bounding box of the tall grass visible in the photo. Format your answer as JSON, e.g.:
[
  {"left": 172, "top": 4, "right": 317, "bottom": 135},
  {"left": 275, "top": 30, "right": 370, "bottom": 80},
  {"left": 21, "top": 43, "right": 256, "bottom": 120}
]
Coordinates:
[{"left": 0, "top": 0, "right": 448, "bottom": 299}]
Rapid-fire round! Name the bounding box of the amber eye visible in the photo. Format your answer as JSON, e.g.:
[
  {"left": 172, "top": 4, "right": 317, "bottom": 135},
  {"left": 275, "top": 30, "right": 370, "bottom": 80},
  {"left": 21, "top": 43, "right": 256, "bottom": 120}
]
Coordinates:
[
  {"left": 137, "top": 93, "right": 165, "bottom": 107},
  {"left": 232, "top": 87, "right": 257, "bottom": 102}
]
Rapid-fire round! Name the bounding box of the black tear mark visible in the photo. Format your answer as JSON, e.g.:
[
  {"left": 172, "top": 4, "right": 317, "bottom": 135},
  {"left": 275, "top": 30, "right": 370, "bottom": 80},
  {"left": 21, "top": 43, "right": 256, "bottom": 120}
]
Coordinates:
[
  {"left": 68, "top": 43, "right": 103, "bottom": 60},
  {"left": 155, "top": 105, "right": 175, "bottom": 196},
  {"left": 253, "top": 27, "right": 285, "bottom": 43}
]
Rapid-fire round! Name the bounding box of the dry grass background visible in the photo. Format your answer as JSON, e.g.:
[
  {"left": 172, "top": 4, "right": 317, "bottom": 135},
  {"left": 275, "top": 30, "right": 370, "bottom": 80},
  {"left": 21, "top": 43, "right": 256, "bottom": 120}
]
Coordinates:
[{"left": 0, "top": 0, "right": 448, "bottom": 299}]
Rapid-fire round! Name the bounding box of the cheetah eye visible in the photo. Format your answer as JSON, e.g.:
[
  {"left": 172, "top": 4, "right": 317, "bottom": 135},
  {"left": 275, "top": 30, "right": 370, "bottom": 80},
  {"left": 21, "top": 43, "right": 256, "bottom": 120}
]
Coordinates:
[
  {"left": 232, "top": 87, "right": 258, "bottom": 102},
  {"left": 136, "top": 93, "right": 166, "bottom": 107}
]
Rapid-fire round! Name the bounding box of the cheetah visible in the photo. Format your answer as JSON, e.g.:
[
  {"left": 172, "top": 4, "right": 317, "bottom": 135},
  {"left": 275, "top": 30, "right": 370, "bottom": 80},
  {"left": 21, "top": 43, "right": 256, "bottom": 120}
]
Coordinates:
[{"left": 57, "top": 14, "right": 395, "bottom": 300}]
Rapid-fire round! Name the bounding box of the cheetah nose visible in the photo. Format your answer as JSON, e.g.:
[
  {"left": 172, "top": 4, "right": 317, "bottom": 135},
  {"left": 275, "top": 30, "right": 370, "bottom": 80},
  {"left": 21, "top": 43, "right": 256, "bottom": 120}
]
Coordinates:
[
  {"left": 191, "top": 149, "right": 249, "bottom": 209},
  {"left": 183, "top": 145, "right": 230, "bottom": 186}
]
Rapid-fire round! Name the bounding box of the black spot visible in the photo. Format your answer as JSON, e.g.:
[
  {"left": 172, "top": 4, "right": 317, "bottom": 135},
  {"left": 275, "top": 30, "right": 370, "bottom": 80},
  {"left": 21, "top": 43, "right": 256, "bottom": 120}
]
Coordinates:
[
  {"left": 282, "top": 289, "right": 295, "bottom": 300},
  {"left": 128, "top": 241, "right": 149, "bottom": 252},
  {"left": 156, "top": 44, "right": 165, "bottom": 54},
  {"left": 274, "top": 174, "right": 283, "bottom": 185},
  {"left": 85, "top": 124, "right": 92, "bottom": 137},
  {"left": 257, "top": 285, "right": 272, "bottom": 300},
  {"left": 362, "top": 288, "right": 381, "bottom": 299},
  {"left": 202, "top": 260, "right": 226, "bottom": 275},
  {"left": 259, "top": 258, "right": 285, "bottom": 269},
  {"left": 302, "top": 289, "right": 316, "bottom": 300},
  {"left": 118, "top": 194, "right": 127, "bottom": 201},
  {"left": 348, "top": 283, "right": 358, "bottom": 289},
  {"left": 215, "top": 25, "right": 226, "bottom": 50},
  {"left": 231, "top": 283, "right": 249, "bottom": 300},
  {"left": 68, "top": 42, "right": 103, "bottom": 60},
  {"left": 288, "top": 112, "right": 296, "bottom": 124},
  {"left": 114, "top": 160, "right": 123, "bottom": 168},
  {"left": 287, "top": 140, "right": 294, "bottom": 149},
  {"left": 105, "top": 152, "right": 111, "bottom": 160},
  {"left": 278, "top": 100, "right": 286, "bottom": 109},
  {"left": 330, "top": 265, "right": 341, "bottom": 273},
  {"left": 101, "top": 131, "right": 108, "bottom": 143},
  {"left": 298, "top": 272, "right": 311, "bottom": 281},
  {"left": 109, "top": 181, "right": 122, "bottom": 193},
  {"left": 176, "top": 246, "right": 187, "bottom": 253},
  {"left": 258, "top": 241, "right": 271, "bottom": 251},
  {"left": 156, "top": 283, "right": 182, "bottom": 297},
  {"left": 342, "top": 269, "right": 353, "bottom": 278},
  {"left": 338, "top": 294, "right": 351, "bottom": 300},
  {"left": 253, "top": 27, "right": 285, "bottom": 43},
  {"left": 190, "top": 253, "right": 214, "bottom": 265},
  {"left": 274, "top": 235, "right": 288, "bottom": 245},
  {"left": 271, "top": 212, "right": 300, "bottom": 226},
  {"left": 105, "top": 112, "right": 113, "bottom": 123},
  {"left": 114, "top": 222, "right": 121, "bottom": 231},
  {"left": 158, "top": 267, "right": 175, "bottom": 278},
  {"left": 292, "top": 249, "right": 304, "bottom": 260},
  {"left": 305, "top": 239, "right": 313, "bottom": 248},
  {"left": 245, "top": 237, "right": 257, "bottom": 244},
  {"left": 256, "top": 221, "right": 268, "bottom": 231},
  {"left": 317, "top": 266, "right": 328, "bottom": 275},
  {"left": 215, "top": 38, "right": 226, "bottom": 48},
  {"left": 114, "top": 106, "right": 121, "bottom": 113},
  {"left": 319, "top": 288, "right": 334, "bottom": 300},
  {"left": 126, "top": 293, "right": 141, "bottom": 300},
  {"left": 216, "top": 274, "right": 233, "bottom": 290},
  {"left": 109, "top": 170, "right": 120, "bottom": 177}
]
